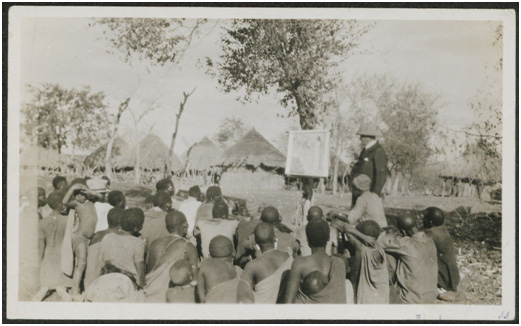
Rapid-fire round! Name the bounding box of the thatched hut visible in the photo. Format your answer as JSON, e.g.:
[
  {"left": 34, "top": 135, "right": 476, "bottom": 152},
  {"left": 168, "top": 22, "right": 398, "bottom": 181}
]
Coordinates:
[
  {"left": 127, "top": 133, "right": 183, "bottom": 172},
  {"left": 214, "top": 128, "right": 286, "bottom": 192},
  {"left": 83, "top": 137, "right": 132, "bottom": 171},
  {"left": 438, "top": 156, "right": 500, "bottom": 199},
  {"left": 185, "top": 136, "right": 222, "bottom": 173}
]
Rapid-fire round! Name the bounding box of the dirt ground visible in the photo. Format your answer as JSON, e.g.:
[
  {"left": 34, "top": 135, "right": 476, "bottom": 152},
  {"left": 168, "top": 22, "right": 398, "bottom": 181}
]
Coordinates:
[{"left": 30, "top": 175, "right": 502, "bottom": 305}]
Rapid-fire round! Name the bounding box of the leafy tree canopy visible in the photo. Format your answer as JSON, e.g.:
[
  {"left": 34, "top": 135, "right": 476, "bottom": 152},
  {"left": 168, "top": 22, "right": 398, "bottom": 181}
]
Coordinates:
[
  {"left": 213, "top": 116, "right": 248, "bottom": 149},
  {"left": 92, "top": 18, "right": 207, "bottom": 67},
  {"left": 22, "top": 83, "right": 110, "bottom": 153},
  {"left": 212, "top": 19, "right": 373, "bottom": 130}
]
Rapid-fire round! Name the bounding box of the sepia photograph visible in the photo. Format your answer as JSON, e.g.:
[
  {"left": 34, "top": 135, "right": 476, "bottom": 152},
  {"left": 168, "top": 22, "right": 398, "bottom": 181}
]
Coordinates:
[{"left": 5, "top": 4, "right": 517, "bottom": 321}]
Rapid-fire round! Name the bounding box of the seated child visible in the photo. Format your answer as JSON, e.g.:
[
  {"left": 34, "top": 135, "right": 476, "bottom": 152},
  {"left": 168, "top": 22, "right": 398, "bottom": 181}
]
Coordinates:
[
  {"left": 166, "top": 260, "right": 196, "bottom": 303},
  {"left": 332, "top": 219, "right": 389, "bottom": 304},
  {"left": 423, "top": 207, "right": 460, "bottom": 301}
]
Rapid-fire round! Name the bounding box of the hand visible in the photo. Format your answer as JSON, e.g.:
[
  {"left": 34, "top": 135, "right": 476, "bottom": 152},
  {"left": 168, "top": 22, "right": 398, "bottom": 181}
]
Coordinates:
[
  {"left": 360, "top": 235, "right": 376, "bottom": 247},
  {"left": 325, "top": 211, "right": 337, "bottom": 222},
  {"left": 330, "top": 218, "right": 345, "bottom": 231}
]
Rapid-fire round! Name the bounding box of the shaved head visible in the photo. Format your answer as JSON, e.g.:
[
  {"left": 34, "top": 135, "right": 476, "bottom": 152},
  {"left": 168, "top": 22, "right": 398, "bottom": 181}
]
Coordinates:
[
  {"left": 397, "top": 214, "right": 418, "bottom": 235},
  {"left": 302, "top": 270, "right": 328, "bottom": 295},
  {"left": 209, "top": 235, "right": 234, "bottom": 258},
  {"left": 165, "top": 210, "right": 187, "bottom": 234},
  {"left": 46, "top": 190, "right": 64, "bottom": 210},
  {"left": 261, "top": 206, "right": 281, "bottom": 224},
  {"left": 307, "top": 206, "right": 323, "bottom": 222},
  {"left": 356, "top": 220, "right": 381, "bottom": 239},
  {"left": 169, "top": 259, "right": 192, "bottom": 286},
  {"left": 424, "top": 207, "right": 445, "bottom": 228},
  {"left": 254, "top": 222, "right": 275, "bottom": 246}
]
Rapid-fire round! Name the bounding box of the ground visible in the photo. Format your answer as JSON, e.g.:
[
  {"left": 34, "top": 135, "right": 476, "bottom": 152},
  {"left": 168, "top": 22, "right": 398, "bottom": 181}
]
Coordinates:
[{"left": 30, "top": 175, "right": 502, "bottom": 305}]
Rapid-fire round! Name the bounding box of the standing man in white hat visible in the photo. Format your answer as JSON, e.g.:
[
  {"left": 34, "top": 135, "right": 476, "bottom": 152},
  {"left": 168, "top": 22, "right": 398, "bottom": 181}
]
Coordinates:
[{"left": 349, "top": 122, "right": 388, "bottom": 208}]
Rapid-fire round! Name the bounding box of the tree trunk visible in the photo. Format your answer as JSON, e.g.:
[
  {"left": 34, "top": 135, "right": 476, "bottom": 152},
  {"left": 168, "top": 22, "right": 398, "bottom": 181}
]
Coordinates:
[
  {"left": 332, "top": 156, "right": 340, "bottom": 195},
  {"left": 134, "top": 142, "right": 141, "bottom": 184},
  {"left": 168, "top": 88, "right": 196, "bottom": 176},
  {"left": 392, "top": 173, "right": 400, "bottom": 195},
  {"left": 105, "top": 98, "right": 130, "bottom": 180}
]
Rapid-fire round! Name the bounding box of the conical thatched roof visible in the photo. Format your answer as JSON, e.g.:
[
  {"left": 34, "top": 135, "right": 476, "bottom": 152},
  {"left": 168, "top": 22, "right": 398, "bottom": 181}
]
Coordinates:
[
  {"left": 126, "top": 133, "right": 184, "bottom": 172},
  {"left": 83, "top": 137, "right": 132, "bottom": 169},
  {"left": 185, "top": 136, "right": 223, "bottom": 172},
  {"left": 214, "top": 128, "right": 286, "bottom": 170}
]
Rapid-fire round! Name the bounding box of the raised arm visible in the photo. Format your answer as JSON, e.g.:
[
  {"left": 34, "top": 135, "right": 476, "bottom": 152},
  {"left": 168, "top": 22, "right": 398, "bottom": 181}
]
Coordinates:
[
  {"left": 62, "top": 184, "right": 83, "bottom": 208},
  {"left": 376, "top": 233, "right": 408, "bottom": 255},
  {"left": 83, "top": 188, "right": 104, "bottom": 200},
  {"left": 237, "top": 264, "right": 255, "bottom": 303}
]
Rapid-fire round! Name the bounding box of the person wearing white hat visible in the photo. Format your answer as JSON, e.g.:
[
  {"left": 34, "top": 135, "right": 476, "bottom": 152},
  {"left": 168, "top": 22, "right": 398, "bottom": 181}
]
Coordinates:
[{"left": 349, "top": 122, "right": 388, "bottom": 208}]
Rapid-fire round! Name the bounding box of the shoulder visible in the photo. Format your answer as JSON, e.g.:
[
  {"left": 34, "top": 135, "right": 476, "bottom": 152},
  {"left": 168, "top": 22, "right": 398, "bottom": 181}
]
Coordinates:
[
  {"left": 148, "top": 236, "right": 165, "bottom": 250},
  {"left": 291, "top": 256, "right": 308, "bottom": 269},
  {"left": 90, "top": 230, "right": 107, "bottom": 246}
]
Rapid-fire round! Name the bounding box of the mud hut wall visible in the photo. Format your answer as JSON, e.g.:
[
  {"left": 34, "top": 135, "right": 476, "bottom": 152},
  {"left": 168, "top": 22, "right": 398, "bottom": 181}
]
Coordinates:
[{"left": 220, "top": 167, "right": 285, "bottom": 192}]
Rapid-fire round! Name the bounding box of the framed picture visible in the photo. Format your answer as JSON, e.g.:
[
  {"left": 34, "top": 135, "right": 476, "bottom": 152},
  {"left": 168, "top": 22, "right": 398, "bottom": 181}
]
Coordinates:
[{"left": 285, "top": 130, "right": 330, "bottom": 178}]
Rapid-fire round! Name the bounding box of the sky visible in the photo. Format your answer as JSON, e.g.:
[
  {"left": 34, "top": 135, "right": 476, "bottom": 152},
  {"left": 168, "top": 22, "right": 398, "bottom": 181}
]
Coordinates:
[{"left": 18, "top": 16, "right": 502, "bottom": 156}]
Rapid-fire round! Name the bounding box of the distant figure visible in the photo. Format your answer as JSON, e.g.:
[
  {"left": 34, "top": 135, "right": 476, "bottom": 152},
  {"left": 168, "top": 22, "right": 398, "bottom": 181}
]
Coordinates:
[
  {"left": 178, "top": 185, "right": 202, "bottom": 240},
  {"left": 145, "top": 211, "right": 198, "bottom": 303},
  {"left": 332, "top": 219, "right": 389, "bottom": 304},
  {"left": 423, "top": 207, "right": 460, "bottom": 302},
  {"left": 237, "top": 223, "right": 294, "bottom": 303},
  {"left": 197, "top": 236, "right": 242, "bottom": 303},
  {"left": 61, "top": 183, "right": 104, "bottom": 297},
  {"left": 244, "top": 207, "right": 299, "bottom": 258},
  {"left": 33, "top": 190, "right": 73, "bottom": 302},
  {"left": 141, "top": 191, "right": 172, "bottom": 248},
  {"left": 284, "top": 219, "right": 347, "bottom": 304},
  {"left": 84, "top": 207, "right": 125, "bottom": 289},
  {"left": 377, "top": 214, "right": 438, "bottom": 304},
  {"left": 99, "top": 208, "right": 147, "bottom": 289},
  {"left": 194, "top": 186, "right": 222, "bottom": 226},
  {"left": 295, "top": 206, "right": 338, "bottom": 257},
  {"left": 196, "top": 198, "right": 239, "bottom": 259},
  {"left": 166, "top": 260, "right": 196, "bottom": 303},
  {"left": 295, "top": 181, "right": 314, "bottom": 226},
  {"left": 234, "top": 196, "right": 263, "bottom": 267},
  {"left": 349, "top": 122, "right": 388, "bottom": 207}
]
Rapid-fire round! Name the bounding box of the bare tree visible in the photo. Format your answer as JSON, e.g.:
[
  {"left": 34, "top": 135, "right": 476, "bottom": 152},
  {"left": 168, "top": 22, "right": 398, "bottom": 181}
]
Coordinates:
[
  {"left": 104, "top": 97, "right": 130, "bottom": 179},
  {"left": 93, "top": 18, "right": 208, "bottom": 179},
  {"left": 128, "top": 98, "right": 161, "bottom": 184},
  {"left": 167, "top": 87, "right": 196, "bottom": 175}
]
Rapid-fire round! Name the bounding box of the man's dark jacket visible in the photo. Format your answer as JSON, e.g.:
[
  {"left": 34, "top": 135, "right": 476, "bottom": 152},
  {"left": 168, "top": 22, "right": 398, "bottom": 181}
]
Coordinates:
[{"left": 350, "top": 142, "right": 388, "bottom": 196}]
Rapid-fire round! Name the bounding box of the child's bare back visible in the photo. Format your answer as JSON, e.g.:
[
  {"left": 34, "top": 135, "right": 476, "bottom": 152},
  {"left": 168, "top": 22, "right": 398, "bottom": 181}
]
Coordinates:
[{"left": 73, "top": 201, "right": 98, "bottom": 240}]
